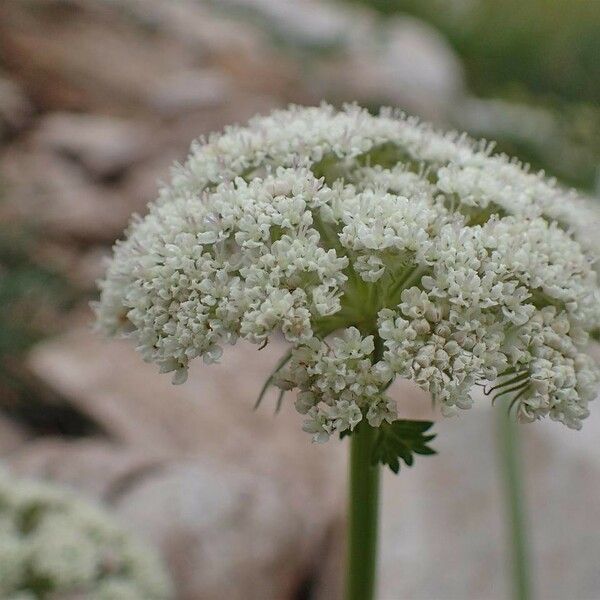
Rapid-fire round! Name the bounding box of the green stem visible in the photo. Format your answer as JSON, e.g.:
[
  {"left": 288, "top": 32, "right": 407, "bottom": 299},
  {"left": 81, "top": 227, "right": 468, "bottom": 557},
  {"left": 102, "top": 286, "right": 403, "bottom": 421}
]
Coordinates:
[
  {"left": 346, "top": 423, "right": 380, "bottom": 600},
  {"left": 496, "top": 406, "right": 533, "bottom": 600}
]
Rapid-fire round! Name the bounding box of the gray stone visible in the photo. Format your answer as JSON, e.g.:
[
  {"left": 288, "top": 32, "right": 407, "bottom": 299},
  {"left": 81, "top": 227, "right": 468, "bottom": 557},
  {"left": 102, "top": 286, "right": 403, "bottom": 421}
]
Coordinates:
[
  {"left": 213, "top": 0, "right": 358, "bottom": 49},
  {"left": 115, "top": 460, "right": 332, "bottom": 600},
  {"left": 315, "top": 15, "right": 465, "bottom": 121},
  {"left": 374, "top": 17, "right": 464, "bottom": 119},
  {"left": 0, "top": 149, "right": 138, "bottom": 242},
  {"left": 148, "top": 69, "right": 232, "bottom": 116},
  {"left": 34, "top": 113, "right": 151, "bottom": 179},
  {"left": 314, "top": 388, "right": 600, "bottom": 600},
  {"left": 8, "top": 439, "right": 164, "bottom": 502}
]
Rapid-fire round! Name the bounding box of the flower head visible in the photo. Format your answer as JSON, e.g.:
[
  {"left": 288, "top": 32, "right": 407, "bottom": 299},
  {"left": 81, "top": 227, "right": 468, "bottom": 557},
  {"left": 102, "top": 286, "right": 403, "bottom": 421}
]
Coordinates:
[
  {"left": 0, "top": 470, "right": 172, "bottom": 599},
  {"left": 96, "top": 104, "right": 600, "bottom": 441}
]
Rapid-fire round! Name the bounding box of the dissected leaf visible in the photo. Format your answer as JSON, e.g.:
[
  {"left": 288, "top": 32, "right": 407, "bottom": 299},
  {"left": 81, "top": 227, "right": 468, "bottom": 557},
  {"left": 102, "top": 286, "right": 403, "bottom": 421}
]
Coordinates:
[{"left": 371, "top": 419, "right": 437, "bottom": 474}]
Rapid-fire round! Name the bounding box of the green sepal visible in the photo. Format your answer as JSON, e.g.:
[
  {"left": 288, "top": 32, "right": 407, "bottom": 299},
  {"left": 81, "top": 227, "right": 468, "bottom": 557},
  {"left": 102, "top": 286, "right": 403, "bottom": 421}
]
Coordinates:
[{"left": 371, "top": 419, "right": 437, "bottom": 474}]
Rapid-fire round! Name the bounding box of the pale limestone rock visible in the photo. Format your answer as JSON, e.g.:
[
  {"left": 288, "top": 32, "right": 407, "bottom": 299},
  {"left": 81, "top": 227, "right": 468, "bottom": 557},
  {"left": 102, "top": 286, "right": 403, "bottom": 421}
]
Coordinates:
[
  {"left": 315, "top": 16, "right": 464, "bottom": 121},
  {"left": 212, "top": 0, "right": 359, "bottom": 49},
  {"left": 115, "top": 460, "right": 331, "bottom": 600},
  {"left": 148, "top": 69, "right": 232, "bottom": 116},
  {"left": 0, "top": 0, "right": 299, "bottom": 116},
  {"left": 373, "top": 17, "right": 464, "bottom": 119},
  {"left": 0, "top": 0, "right": 195, "bottom": 114},
  {"left": 8, "top": 439, "right": 164, "bottom": 502},
  {"left": 34, "top": 113, "right": 151, "bottom": 180},
  {"left": 0, "top": 149, "right": 137, "bottom": 242}
]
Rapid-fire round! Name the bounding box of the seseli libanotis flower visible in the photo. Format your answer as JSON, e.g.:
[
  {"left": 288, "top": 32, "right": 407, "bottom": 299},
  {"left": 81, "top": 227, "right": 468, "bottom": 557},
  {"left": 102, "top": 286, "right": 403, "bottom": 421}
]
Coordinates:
[
  {"left": 96, "top": 104, "right": 600, "bottom": 442},
  {"left": 0, "top": 469, "right": 173, "bottom": 600}
]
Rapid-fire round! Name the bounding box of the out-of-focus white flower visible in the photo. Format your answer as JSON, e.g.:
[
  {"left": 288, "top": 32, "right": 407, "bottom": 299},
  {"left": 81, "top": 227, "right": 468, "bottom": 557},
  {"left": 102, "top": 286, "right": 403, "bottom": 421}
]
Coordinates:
[
  {"left": 96, "top": 104, "right": 600, "bottom": 440},
  {"left": 0, "top": 470, "right": 173, "bottom": 599}
]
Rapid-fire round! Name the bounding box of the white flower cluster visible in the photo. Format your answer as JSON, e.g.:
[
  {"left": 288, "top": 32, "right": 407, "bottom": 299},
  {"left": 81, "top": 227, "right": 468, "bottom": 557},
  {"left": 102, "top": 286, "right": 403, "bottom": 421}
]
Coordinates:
[
  {"left": 0, "top": 470, "right": 172, "bottom": 600},
  {"left": 96, "top": 104, "right": 600, "bottom": 441},
  {"left": 274, "top": 328, "right": 395, "bottom": 441}
]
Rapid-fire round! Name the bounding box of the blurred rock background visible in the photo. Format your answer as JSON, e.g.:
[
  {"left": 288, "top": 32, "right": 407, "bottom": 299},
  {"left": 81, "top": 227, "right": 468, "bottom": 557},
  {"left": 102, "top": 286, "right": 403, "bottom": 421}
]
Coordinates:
[{"left": 0, "top": 1, "right": 598, "bottom": 598}]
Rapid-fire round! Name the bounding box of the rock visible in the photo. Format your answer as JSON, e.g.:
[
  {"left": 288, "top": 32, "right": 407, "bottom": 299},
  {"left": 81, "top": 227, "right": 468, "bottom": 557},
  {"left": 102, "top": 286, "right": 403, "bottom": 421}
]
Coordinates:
[
  {"left": 454, "top": 97, "right": 557, "bottom": 143},
  {"left": 116, "top": 460, "right": 334, "bottom": 600},
  {"left": 0, "top": 0, "right": 464, "bottom": 126},
  {"left": 0, "top": 0, "right": 298, "bottom": 116},
  {"left": 376, "top": 406, "right": 506, "bottom": 600},
  {"left": 9, "top": 438, "right": 340, "bottom": 600},
  {"left": 191, "top": 1, "right": 463, "bottom": 120},
  {"left": 316, "top": 16, "right": 464, "bottom": 121},
  {"left": 214, "top": 0, "right": 359, "bottom": 50},
  {"left": 27, "top": 329, "right": 335, "bottom": 466},
  {"left": 110, "top": 0, "right": 268, "bottom": 58},
  {"left": 0, "top": 76, "right": 33, "bottom": 137},
  {"left": 148, "top": 69, "right": 232, "bottom": 116},
  {"left": 0, "top": 149, "right": 139, "bottom": 242},
  {"left": 315, "top": 396, "right": 600, "bottom": 599},
  {"left": 34, "top": 112, "right": 151, "bottom": 180},
  {"left": 34, "top": 243, "right": 112, "bottom": 290},
  {"left": 374, "top": 17, "right": 464, "bottom": 120},
  {"left": 8, "top": 439, "right": 164, "bottom": 502},
  {"left": 0, "top": 0, "right": 195, "bottom": 114},
  {"left": 24, "top": 328, "right": 346, "bottom": 599},
  {"left": 310, "top": 515, "right": 345, "bottom": 600}
]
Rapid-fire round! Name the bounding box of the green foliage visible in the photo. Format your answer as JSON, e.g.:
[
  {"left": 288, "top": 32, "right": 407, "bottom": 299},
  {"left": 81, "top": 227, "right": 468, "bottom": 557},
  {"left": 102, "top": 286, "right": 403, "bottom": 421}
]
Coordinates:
[{"left": 371, "top": 419, "right": 437, "bottom": 473}]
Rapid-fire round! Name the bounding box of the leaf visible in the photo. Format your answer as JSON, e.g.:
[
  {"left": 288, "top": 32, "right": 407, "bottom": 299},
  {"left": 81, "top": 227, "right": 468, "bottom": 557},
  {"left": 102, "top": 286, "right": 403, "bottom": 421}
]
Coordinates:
[
  {"left": 254, "top": 350, "right": 292, "bottom": 410},
  {"left": 371, "top": 420, "right": 437, "bottom": 474}
]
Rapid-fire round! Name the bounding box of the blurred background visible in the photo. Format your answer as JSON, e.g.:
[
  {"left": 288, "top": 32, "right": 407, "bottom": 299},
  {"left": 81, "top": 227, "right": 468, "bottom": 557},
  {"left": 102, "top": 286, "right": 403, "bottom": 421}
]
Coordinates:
[{"left": 0, "top": 0, "right": 599, "bottom": 598}]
